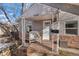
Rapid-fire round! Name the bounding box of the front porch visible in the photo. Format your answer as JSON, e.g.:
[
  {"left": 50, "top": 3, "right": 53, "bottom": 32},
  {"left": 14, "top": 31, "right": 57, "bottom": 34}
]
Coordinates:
[{"left": 18, "top": 12, "right": 59, "bottom": 55}]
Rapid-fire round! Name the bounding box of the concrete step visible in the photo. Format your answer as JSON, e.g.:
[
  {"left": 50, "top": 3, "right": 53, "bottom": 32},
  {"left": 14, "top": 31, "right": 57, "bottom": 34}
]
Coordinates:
[{"left": 27, "top": 41, "right": 53, "bottom": 56}]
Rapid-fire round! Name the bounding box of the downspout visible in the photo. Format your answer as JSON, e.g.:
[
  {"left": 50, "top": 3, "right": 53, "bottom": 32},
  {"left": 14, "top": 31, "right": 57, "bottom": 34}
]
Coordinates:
[{"left": 21, "top": 17, "right": 27, "bottom": 47}]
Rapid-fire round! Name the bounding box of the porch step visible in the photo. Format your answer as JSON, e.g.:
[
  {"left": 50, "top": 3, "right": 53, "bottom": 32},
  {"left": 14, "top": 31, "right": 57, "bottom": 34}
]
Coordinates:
[
  {"left": 42, "top": 40, "right": 52, "bottom": 48},
  {"left": 27, "top": 41, "right": 53, "bottom": 56}
]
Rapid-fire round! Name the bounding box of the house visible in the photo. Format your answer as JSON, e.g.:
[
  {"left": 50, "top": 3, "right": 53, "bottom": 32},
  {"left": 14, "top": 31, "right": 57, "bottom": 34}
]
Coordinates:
[{"left": 18, "top": 3, "right": 79, "bottom": 54}]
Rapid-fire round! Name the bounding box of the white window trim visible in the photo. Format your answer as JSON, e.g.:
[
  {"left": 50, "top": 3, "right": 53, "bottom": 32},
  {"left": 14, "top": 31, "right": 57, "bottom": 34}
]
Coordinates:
[{"left": 64, "top": 20, "right": 78, "bottom": 36}]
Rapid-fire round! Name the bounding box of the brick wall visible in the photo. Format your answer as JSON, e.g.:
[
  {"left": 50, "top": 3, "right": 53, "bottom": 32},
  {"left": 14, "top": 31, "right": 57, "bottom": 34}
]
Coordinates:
[
  {"left": 60, "top": 35, "right": 79, "bottom": 49},
  {"left": 51, "top": 34, "right": 79, "bottom": 49}
]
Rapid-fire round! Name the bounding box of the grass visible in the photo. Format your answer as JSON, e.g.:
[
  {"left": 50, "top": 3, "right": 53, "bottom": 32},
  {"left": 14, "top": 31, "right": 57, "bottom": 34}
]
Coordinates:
[{"left": 59, "top": 50, "right": 79, "bottom": 56}]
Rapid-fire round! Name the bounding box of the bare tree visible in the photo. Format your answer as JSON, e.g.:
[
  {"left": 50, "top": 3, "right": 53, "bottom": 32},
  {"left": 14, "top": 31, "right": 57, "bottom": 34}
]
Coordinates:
[
  {"left": 21, "top": 3, "right": 24, "bottom": 15},
  {"left": 0, "top": 4, "right": 20, "bottom": 41},
  {"left": 0, "top": 3, "right": 25, "bottom": 43},
  {"left": 0, "top": 7, "right": 18, "bottom": 32}
]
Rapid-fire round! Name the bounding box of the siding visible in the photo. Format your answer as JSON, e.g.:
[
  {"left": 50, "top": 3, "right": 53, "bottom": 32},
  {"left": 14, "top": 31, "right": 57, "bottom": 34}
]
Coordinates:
[
  {"left": 32, "top": 20, "right": 43, "bottom": 32},
  {"left": 59, "top": 10, "right": 79, "bottom": 35}
]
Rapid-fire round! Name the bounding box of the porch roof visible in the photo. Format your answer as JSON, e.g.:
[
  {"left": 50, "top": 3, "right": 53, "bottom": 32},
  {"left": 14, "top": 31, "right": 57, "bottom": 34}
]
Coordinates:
[
  {"left": 24, "top": 14, "right": 52, "bottom": 21},
  {"left": 42, "top": 3, "right": 79, "bottom": 16}
]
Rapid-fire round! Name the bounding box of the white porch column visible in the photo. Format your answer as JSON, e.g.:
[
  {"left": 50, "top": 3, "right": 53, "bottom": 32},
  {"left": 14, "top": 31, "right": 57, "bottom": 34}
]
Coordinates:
[
  {"left": 21, "top": 17, "right": 27, "bottom": 47},
  {"left": 51, "top": 9, "right": 59, "bottom": 55}
]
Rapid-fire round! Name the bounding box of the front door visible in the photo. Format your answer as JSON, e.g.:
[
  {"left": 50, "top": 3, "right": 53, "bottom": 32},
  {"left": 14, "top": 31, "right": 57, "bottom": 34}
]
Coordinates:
[{"left": 43, "top": 20, "right": 51, "bottom": 40}]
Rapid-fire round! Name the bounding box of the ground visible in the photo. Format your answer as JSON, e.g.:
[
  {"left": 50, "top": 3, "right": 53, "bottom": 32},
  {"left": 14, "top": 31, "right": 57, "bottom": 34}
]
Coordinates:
[
  {"left": 59, "top": 48, "right": 79, "bottom": 56},
  {"left": 27, "top": 41, "right": 53, "bottom": 56}
]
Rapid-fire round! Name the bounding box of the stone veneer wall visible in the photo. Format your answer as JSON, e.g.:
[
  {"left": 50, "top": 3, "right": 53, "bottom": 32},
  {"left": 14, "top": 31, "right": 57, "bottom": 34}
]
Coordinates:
[
  {"left": 60, "top": 35, "right": 79, "bottom": 49},
  {"left": 51, "top": 34, "right": 79, "bottom": 49}
]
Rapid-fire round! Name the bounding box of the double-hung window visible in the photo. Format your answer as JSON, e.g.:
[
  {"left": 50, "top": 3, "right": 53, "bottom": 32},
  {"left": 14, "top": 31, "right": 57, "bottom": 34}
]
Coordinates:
[{"left": 65, "top": 21, "right": 78, "bottom": 35}]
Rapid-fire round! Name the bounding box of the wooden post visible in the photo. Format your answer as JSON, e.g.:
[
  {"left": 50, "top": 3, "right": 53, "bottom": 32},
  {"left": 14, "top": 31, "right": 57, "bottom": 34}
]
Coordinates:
[
  {"left": 56, "top": 9, "right": 59, "bottom": 55},
  {"left": 21, "top": 17, "right": 27, "bottom": 47},
  {"left": 16, "top": 17, "right": 27, "bottom": 56}
]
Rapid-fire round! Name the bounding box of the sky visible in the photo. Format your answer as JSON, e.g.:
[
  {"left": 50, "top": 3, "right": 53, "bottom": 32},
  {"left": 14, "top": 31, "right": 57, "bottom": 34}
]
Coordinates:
[
  {"left": 0, "top": 3, "right": 32, "bottom": 23},
  {"left": 0, "top": 3, "right": 23, "bottom": 23}
]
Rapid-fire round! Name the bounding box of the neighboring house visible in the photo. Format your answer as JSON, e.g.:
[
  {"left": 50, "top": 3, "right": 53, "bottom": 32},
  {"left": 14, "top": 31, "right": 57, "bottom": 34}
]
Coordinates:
[
  {"left": 0, "top": 28, "right": 4, "bottom": 36},
  {"left": 18, "top": 3, "right": 79, "bottom": 50}
]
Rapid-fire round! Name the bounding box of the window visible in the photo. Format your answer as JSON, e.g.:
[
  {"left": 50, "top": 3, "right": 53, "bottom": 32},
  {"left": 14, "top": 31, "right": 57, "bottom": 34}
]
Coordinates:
[
  {"left": 44, "top": 20, "right": 51, "bottom": 26},
  {"left": 65, "top": 21, "right": 78, "bottom": 35}
]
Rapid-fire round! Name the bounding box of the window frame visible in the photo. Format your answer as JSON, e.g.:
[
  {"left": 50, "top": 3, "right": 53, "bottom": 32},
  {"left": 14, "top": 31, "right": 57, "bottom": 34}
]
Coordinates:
[{"left": 64, "top": 20, "right": 78, "bottom": 35}]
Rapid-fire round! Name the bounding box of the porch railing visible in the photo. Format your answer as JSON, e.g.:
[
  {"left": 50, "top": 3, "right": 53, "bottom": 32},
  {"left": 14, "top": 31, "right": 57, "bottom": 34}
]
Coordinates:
[{"left": 29, "top": 31, "right": 42, "bottom": 43}]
